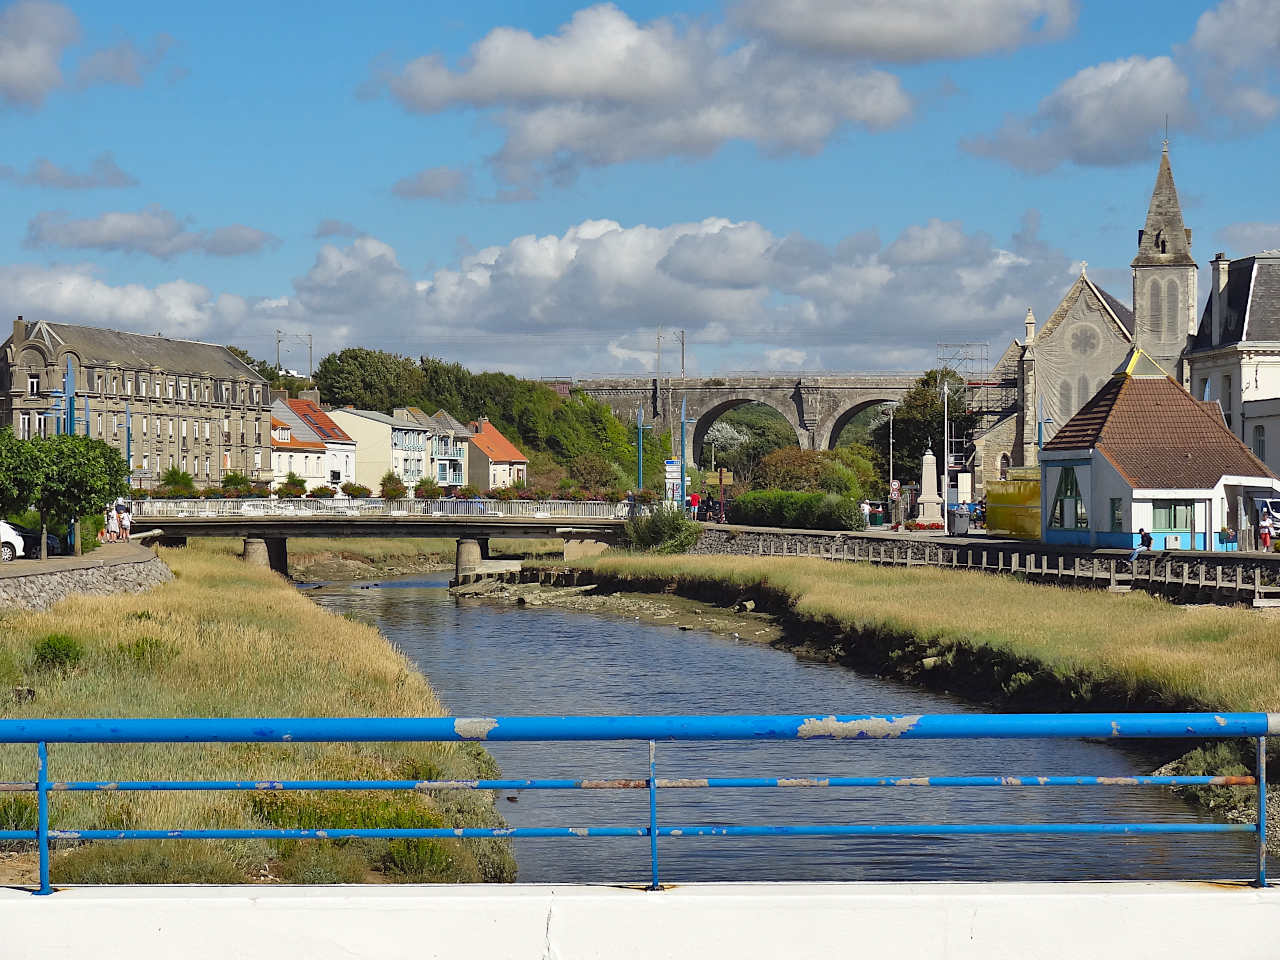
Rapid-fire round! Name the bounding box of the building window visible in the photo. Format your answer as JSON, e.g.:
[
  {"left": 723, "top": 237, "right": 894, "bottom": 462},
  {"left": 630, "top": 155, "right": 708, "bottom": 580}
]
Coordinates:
[
  {"left": 1110, "top": 497, "right": 1123, "bottom": 531},
  {"left": 1049, "top": 466, "right": 1084, "bottom": 529},
  {"left": 125, "top": 376, "right": 133, "bottom": 395},
  {"left": 1223, "top": 374, "right": 1233, "bottom": 430},
  {"left": 1149, "top": 280, "right": 1163, "bottom": 342},
  {"left": 96, "top": 412, "right": 103, "bottom": 436},
  {"left": 1254, "top": 425, "right": 1266, "bottom": 461},
  {"left": 142, "top": 416, "right": 147, "bottom": 436},
  {"left": 154, "top": 380, "right": 161, "bottom": 398},
  {"left": 143, "top": 454, "right": 149, "bottom": 472},
  {"left": 167, "top": 380, "right": 174, "bottom": 399},
  {"left": 205, "top": 455, "right": 211, "bottom": 476},
  {"left": 1058, "top": 381, "right": 1072, "bottom": 416},
  {"left": 1077, "top": 374, "right": 1091, "bottom": 407},
  {"left": 1199, "top": 378, "right": 1209, "bottom": 401},
  {"left": 18, "top": 413, "right": 30, "bottom": 439},
  {"left": 180, "top": 381, "right": 188, "bottom": 401},
  {"left": 1153, "top": 500, "right": 1194, "bottom": 530},
  {"left": 1165, "top": 279, "right": 1178, "bottom": 341},
  {"left": 998, "top": 454, "right": 1010, "bottom": 481},
  {"left": 27, "top": 374, "right": 39, "bottom": 395},
  {"left": 254, "top": 451, "right": 262, "bottom": 469}
]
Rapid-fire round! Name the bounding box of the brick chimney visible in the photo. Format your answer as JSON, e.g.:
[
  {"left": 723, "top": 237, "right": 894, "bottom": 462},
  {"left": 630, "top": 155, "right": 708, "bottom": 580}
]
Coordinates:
[
  {"left": 1211, "top": 252, "right": 1230, "bottom": 344},
  {"left": 12, "top": 316, "right": 24, "bottom": 345},
  {"left": 298, "top": 388, "right": 321, "bottom": 404}
]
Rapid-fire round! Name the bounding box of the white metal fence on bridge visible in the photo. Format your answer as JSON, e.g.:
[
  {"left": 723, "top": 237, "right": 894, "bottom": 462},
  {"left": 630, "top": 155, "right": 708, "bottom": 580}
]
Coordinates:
[{"left": 131, "top": 497, "right": 632, "bottom": 521}]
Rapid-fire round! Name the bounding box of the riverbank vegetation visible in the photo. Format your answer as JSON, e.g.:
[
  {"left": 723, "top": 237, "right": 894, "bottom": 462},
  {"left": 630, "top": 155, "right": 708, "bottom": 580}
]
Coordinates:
[
  {"left": 545, "top": 554, "right": 1280, "bottom": 713},
  {"left": 0, "top": 541, "right": 516, "bottom": 885}
]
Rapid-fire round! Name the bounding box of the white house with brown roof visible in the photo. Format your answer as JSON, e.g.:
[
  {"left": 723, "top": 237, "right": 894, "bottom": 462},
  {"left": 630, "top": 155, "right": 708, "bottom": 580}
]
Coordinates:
[
  {"left": 1040, "top": 349, "right": 1279, "bottom": 552},
  {"left": 467, "top": 417, "right": 528, "bottom": 489},
  {"left": 269, "top": 402, "right": 328, "bottom": 492}
]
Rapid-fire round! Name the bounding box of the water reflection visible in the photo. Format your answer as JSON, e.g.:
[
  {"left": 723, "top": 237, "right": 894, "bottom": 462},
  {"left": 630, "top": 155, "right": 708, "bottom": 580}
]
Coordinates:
[{"left": 310, "top": 575, "right": 1260, "bottom": 883}]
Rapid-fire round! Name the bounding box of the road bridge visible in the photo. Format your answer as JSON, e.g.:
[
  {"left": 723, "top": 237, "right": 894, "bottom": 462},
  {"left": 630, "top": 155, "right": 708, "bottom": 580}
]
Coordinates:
[
  {"left": 573, "top": 372, "right": 919, "bottom": 461},
  {"left": 132, "top": 498, "right": 628, "bottom": 579}
]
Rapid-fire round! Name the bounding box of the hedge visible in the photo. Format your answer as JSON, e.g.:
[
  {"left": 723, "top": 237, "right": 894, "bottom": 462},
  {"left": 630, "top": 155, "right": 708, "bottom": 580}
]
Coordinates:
[{"left": 727, "top": 490, "right": 864, "bottom": 531}]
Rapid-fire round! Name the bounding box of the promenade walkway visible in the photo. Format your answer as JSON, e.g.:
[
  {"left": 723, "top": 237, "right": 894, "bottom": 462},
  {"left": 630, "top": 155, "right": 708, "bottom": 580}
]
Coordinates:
[{"left": 0, "top": 542, "right": 156, "bottom": 579}]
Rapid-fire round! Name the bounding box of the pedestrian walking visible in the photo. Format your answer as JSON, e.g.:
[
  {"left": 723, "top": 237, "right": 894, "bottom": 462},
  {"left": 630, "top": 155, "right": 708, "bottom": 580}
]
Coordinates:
[
  {"left": 860, "top": 500, "right": 871, "bottom": 525},
  {"left": 1261, "top": 511, "right": 1274, "bottom": 551},
  {"left": 106, "top": 507, "right": 119, "bottom": 542},
  {"left": 118, "top": 506, "right": 131, "bottom": 542},
  {"left": 1128, "top": 528, "right": 1153, "bottom": 563}
]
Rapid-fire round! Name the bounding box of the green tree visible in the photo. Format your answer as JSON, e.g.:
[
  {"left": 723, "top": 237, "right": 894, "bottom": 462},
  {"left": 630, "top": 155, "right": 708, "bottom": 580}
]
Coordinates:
[
  {"left": 869, "top": 370, "right": 977, "bottom": 491},
  {"left": 314, "top": 348, "right": 426, "bottom": 411},
  {"left": 379, "top": 471, "right": 407, "bottom": 500},
  {"left": 277, "top": 472, "right": 307, "bottom": 498},
  {"left": 221, "top": 471, "right": 252, "bottom": 495},
  {"left": 158, "top": 466, "right": 196, "bottom": 496},
  {"left": 0, "top": 428, "right": 39, "bottom": 517},
  {"left": 569, "top": 453, "right": 616, "bottom": 489},
  {"left": 30, "top": 435, "right": 130, "bottom": 558}
]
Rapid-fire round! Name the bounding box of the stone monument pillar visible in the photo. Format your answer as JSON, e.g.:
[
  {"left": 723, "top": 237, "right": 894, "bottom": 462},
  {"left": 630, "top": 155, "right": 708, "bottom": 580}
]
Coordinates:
[{"left": 917, "top": 448, "right": 944, "bottom": 525}]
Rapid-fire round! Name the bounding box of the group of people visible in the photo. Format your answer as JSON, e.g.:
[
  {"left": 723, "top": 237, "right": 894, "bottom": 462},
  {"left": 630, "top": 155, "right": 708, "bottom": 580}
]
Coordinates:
[{"left": 99, "top": 502, "right": 131, "bottom": 543}]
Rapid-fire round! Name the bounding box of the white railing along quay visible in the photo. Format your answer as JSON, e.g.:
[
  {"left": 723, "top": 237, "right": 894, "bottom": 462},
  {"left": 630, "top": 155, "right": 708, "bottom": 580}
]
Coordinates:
[{"left": 131, "top": 497, "right": 633, "bottom": 521}]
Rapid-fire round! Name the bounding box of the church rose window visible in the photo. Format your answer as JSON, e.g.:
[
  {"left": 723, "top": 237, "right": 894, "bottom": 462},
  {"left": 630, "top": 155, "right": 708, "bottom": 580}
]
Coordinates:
[{"left": 1070, "top": 325, "right": 1099, "bottom": 356}]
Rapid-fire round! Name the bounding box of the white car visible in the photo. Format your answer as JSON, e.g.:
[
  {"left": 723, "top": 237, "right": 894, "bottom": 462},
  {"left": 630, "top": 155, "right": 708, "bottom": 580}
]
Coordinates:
[{"left": 0, "top": 520, "right": 25, "bottom": 562}]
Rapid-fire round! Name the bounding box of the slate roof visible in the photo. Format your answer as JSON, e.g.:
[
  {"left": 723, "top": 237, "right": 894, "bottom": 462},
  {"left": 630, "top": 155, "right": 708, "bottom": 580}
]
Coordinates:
[
  {"left": 1092, "top": 284, "right": 1136, "bottom": 336},
  {"left": 467, "top": 418, "right": 528, "bottom": 463},
  {"left": 1192, "top": 253, "right": 1280, "bottom": 349},
  {"left": 284, "top": 398, "right": 353, "bottom": 444},
  {"left": 338, "top": 408, "right": 429, "bottom": 430},
  {"left": 1132, "top": 147, "right": 1196, "bottom": 269},
  {"left": 432, "top": 409, "right": 473, "bottom": 437},
  {"left": 11, "top": 319, "right": 264, "bottom": 380},
  {"left": 1043, "top": 348, "right": 1275, "bottom": 488}
]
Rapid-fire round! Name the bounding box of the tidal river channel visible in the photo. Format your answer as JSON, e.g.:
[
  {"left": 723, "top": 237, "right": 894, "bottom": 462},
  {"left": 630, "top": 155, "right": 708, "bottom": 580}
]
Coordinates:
[{"left": 310, "top": 574, "right": 1263, "bottom": 884}]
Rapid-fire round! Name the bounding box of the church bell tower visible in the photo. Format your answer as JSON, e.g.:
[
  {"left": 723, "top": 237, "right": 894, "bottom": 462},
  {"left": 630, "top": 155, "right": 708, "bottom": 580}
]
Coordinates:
[{"left": 1131, "top": 144, "right": 1198, "bottom": 386}]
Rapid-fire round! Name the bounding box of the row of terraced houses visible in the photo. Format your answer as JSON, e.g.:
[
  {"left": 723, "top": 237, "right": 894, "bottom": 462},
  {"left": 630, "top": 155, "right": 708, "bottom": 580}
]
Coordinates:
[{"left": 0, "top": 316, "right": 528, "bottom": 494}]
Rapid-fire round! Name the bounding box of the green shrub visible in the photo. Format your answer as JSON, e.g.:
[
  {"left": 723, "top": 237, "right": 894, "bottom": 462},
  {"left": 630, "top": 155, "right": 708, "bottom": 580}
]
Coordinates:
[
  {"left": 276, "top": 842, "right": 369, "bottom": 884},
  {"left": 116, "top": 635, "right": 178, "bottom": 670},
  {"left": 414, "top": 480, "right": 444, "bottom": 499},
  {"left": 341, "top": 482, "right": 372, "bottom": 498},
  {"left": 54, "top": 840, "right": 246, "bottom": 884},
  {"left": 625, "top": 504, "right": 699, "bottom": 553},
  {"left": 728, "top": 490, "right": 863, "bottom": 531},
  {"left": 378, "top": 472, "right": 408, "bottom": 500},
  {"left": 32, "top": 633, "right": 84, "bottom": 673},
  {"left": 277, "top": 472, "right": 307, "bottom": 498}
]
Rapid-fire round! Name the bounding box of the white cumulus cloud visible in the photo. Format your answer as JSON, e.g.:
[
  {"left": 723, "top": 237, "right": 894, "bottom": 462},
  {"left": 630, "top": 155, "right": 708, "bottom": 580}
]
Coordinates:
[
  {"left": 383, "top": 3, "right": 911, "bottom": 186},
  {"left": 733, "top": 0, "right": 1077, "bottom": 60}
]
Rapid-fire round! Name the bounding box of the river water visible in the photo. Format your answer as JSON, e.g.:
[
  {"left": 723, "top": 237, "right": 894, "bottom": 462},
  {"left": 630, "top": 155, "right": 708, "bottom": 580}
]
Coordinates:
[{"left": 310, "top": 574, "right": 1260, "bottom": 884}]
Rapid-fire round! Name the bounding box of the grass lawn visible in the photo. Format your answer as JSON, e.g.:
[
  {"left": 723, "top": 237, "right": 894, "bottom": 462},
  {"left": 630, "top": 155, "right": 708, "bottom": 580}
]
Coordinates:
[
  {"left": 550, "top": 554, "right": 1280, "bottom": 713},
  {"left": 0, "top": 540, "right": 515, "bottom": 885}
]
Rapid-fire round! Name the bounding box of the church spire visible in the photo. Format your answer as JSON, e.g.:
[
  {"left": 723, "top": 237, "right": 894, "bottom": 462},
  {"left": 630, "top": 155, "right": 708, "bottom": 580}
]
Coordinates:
[{"left": 1132, "top": 145, "right": 1194, "bottom": 268}]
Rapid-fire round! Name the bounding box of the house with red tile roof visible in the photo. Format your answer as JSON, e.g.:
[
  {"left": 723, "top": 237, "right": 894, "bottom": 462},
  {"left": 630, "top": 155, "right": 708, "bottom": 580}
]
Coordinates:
[
  {"left": 269, "top": 407, "right": 327, "bottom": 493},
  {"left": 279, "top": 397, "right": 357, "bottom": 490},
  {"left": 467, "top": 417, "right": 528, "bottom": 490},
  {"left": 1040, "top": 348, "right": 1280, "bottom": 551}
]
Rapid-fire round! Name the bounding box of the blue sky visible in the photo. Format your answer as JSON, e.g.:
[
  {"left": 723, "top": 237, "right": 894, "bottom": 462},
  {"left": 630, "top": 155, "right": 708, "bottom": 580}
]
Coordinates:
[{"left": 2, "top": 0, "right": 1278, "bottom": 375}]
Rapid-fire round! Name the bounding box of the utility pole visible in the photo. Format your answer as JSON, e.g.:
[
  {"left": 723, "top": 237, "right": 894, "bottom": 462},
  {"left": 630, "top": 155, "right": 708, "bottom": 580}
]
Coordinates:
[
  {"left": 307, "top": 333, "right": 313, "bottom": 379},
  {"left": 942, "top": 371, "right": 949, "bottom": 509},
  {"left": 275, "top": 329, "right": 284, "bottom": 372},
  {"left": 679, "top": 329, "right": 686, "bottom": 379}
]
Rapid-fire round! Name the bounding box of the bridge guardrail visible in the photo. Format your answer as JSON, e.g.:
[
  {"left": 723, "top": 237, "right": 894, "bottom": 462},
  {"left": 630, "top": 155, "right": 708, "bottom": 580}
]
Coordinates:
[
  {"left": 131, "top": 498, "right": 631, "bottom": 521},
  {"left": 0, "top": 712, "right": 1269, "bottom": 894}
]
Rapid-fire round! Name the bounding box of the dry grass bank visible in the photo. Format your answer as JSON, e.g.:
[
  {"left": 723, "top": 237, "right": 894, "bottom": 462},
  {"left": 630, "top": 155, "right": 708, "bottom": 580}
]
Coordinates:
[
  {"left": 0, "top": 539, "right": 515, "bottom": 885},
  {"left": 553, "top": 554, "right": 1280, "bottom": 713}
]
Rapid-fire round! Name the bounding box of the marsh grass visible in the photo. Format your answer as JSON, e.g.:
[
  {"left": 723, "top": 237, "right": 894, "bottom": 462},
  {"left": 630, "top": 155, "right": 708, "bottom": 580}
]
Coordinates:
[
  {"left": 556, "top": 554, "right": 1280, "bottom": 712},
  {"left": 0, "top": 542, "right": 514, "bottom": 884}
]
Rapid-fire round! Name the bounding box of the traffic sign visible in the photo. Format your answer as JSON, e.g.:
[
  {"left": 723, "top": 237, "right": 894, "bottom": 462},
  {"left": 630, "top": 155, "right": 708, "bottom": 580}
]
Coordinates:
[{"left": 889, "top": 479, "right": 901, "bottom": 501}]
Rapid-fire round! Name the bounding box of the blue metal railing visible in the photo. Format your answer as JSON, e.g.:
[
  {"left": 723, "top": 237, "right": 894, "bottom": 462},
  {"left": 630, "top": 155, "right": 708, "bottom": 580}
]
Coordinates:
[{"left": 0, "top": 712, "right": 1271, "bottom": 894}]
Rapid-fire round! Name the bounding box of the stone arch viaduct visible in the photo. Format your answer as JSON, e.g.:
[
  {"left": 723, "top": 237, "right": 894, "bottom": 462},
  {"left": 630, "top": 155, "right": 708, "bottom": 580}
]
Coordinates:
[{"left": 574, "top": 373, "right": 919, "bottom": 464}]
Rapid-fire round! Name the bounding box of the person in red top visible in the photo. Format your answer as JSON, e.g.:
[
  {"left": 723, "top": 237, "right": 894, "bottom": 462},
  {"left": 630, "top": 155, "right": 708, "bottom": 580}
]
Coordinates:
[{"left": 689, "top": 492, "right": 700, "bottom": 517}]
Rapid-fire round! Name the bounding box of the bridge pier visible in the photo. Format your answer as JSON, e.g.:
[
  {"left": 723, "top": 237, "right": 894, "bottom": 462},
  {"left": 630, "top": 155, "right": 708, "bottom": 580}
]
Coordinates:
[
  {"left": 454, "top": 537, "right": 482, "bottom": 584},
  {"left": 243, "top": 537, "right": 289, "bottom": 576}
]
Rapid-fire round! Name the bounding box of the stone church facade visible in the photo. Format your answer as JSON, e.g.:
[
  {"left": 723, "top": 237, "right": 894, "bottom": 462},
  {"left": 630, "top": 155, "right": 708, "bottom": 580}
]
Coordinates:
[{"left": 973, "top": 147, "right": 1199, "bottom": 493}]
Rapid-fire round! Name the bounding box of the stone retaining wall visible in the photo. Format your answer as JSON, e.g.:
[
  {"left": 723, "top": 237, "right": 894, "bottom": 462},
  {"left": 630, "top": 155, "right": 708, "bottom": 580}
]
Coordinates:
[{"left": 0, "top": 553, "right": 174, "bottom": 612}]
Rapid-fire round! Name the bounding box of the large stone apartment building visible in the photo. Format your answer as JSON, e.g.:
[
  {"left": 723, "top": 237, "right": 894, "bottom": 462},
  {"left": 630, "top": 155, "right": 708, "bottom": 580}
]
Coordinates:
[{"left": 1, "top": 316, "right": 272, "bottom": 489}]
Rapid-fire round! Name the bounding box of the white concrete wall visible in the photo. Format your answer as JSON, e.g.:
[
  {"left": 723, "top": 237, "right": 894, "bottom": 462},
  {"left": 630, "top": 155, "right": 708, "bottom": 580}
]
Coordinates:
[
  {"left": 1092, "top": 451, "right": 1131, "bottom": 535},
  {"left": 3, "top": 883, "right": 1280, "bottom": 960}
]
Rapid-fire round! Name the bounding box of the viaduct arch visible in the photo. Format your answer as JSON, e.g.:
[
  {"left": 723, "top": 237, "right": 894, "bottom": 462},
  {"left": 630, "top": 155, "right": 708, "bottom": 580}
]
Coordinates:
[{"left": 574, "top": 373, "right": 917, "bottom": 465}]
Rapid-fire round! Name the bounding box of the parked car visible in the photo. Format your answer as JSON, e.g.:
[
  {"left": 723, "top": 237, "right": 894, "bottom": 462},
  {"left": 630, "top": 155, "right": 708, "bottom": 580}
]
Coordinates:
[
  {"left": 9, "top": 523, "right": 64, "bottom": 558},
  {"left": 0, "top": 520, "right": 26, "bottom": 562}
]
